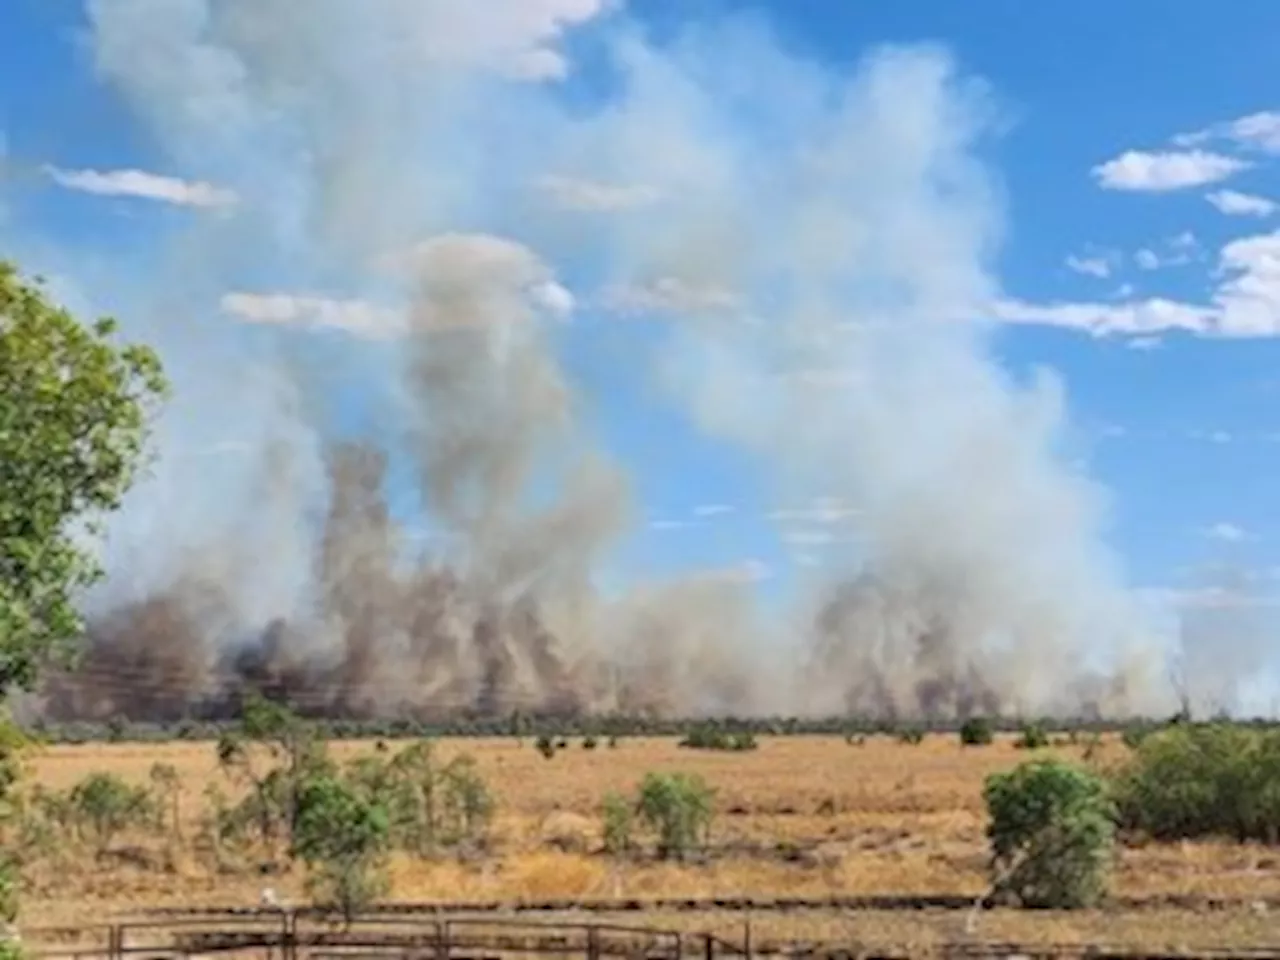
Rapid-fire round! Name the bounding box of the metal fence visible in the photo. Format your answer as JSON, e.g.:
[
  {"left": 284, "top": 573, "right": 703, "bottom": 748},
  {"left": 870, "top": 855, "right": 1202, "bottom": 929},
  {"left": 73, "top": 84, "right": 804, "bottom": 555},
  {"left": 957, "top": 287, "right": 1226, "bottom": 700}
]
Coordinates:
[{"left": 20, "top": 914, "right": 748, "bottom": 960}]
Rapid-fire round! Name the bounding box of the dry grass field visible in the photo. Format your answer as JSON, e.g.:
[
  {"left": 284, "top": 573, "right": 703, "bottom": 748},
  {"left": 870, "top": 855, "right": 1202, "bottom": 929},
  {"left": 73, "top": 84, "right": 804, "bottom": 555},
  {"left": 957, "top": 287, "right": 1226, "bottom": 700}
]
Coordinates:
[{"left": 18, "top": 733, "right": 1280, "bottom": 949}]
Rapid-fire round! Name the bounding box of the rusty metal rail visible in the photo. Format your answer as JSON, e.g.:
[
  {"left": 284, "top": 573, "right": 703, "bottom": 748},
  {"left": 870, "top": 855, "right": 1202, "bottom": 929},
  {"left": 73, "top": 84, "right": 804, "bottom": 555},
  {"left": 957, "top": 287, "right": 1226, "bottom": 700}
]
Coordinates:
[{"left": 129, "top": 893, "right": 1280, "bottom": 920}]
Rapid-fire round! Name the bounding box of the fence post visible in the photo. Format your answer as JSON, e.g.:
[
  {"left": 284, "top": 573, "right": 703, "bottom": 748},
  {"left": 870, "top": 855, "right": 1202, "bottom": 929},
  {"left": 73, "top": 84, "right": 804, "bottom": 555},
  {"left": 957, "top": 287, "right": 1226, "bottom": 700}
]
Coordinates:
[
  {"left": 282, "top": 909, "right": 297, "bottom": 960},
  {"left": 587, "top": 926, "right": 600, "bottom": 960},
  {"left": 673, "top": 933, "right": 683, "bottom": 960},
  {"left": 703, "top": 935, "right": 714, "bottom": 960},
  {"left": 743, "top": 920, "right": 752, "bottom": 960},
  {"left": 108, "top": 923, "right": 121, "bottom": 960},
  {"left": 434, "top": 920, "right": 450, "bottom": 960}
]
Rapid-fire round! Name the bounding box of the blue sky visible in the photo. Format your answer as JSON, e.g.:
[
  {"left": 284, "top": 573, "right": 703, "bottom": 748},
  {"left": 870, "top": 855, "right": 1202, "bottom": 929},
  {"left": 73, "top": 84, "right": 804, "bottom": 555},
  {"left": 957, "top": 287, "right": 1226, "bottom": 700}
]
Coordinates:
[{"left": 3, "top": 0, "right": 1280, "bottom": 684}]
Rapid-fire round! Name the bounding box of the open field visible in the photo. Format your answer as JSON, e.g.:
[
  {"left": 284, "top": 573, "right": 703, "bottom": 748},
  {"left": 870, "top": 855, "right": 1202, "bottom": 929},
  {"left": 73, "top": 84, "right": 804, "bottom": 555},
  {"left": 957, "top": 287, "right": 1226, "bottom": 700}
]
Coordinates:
[{"left": 18, "top": 734, "right": 1280, "bottom": 950}]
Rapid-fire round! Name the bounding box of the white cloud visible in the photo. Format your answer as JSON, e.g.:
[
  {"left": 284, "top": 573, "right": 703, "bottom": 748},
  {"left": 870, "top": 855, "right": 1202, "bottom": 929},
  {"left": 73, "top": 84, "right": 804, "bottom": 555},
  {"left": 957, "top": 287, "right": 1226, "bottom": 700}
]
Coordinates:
[
  {"left": 1065, "top": 254, "right": 1112, "bottom": 279},
  {"left": 766, "top": 497, "right": 861, "bottom": 524},
  {"left": 1189, "top": 429, "right": 1233, "bottom": 444},
  {"left": 996, "top": 228, "right": 1280, "bottom": 338},
  {"left": 1205, "top": 522, "right": 1249, "bottom": 543},
  {"left": 603, "top": 276, "right": 740, "bottom": 315},
  {"left": 1206, "top": 190, "right": 1277, "bottom": 218},
  {"left": 692, "top": 504, "right": 734, "bottom": 517},
  {"left": 1134, "top": 248, "right": 1160, "bottom": 271},
  {"left": 649, "top": 518, "right": 693, "bottom": 532},
  {"left": 221, "top": 293, "right": 402, "bottom": 338},
  {"left": 1127, "top": 335, "right": 1162, "bottom": 351},
  {"left": 536, "top": 174, "right": 662, "bottom": 211},
  {"left": 224, "top": 233, "right": 573, "bottom": 338},
  {"left": 45, "top": 165, "right": 236, "bottom": 207},
  {"left": 1092, "top": 150, "right": 1249, "bottom": 192},
  {"left": 1178, "top": 111, "right": 1280, "bottom": 155}
]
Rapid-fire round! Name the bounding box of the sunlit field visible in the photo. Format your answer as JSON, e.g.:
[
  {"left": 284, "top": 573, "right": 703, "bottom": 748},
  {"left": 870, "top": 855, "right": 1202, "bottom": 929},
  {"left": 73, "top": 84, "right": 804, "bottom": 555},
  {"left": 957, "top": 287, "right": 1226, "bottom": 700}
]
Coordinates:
[{"left": 18, "top": 733, "right": 1280, "bottom": 949}]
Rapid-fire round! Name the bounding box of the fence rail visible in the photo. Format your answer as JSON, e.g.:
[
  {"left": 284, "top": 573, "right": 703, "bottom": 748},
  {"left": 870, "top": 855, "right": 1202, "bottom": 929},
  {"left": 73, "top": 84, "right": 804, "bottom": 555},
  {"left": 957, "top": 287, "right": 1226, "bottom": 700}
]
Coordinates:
[
  {"left": 129, "top": 893, "right": 1280, "bottom": 919},
  {"left": 23, "top": 912, "right": 1280, "bottom": 960}
]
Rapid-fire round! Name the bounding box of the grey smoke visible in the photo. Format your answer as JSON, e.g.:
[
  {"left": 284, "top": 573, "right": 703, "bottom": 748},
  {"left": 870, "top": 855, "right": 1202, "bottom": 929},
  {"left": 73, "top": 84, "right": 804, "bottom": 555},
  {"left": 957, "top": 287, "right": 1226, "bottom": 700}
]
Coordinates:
[{"left": 23, "top": 0, "right": 1193, "bottom": 720}]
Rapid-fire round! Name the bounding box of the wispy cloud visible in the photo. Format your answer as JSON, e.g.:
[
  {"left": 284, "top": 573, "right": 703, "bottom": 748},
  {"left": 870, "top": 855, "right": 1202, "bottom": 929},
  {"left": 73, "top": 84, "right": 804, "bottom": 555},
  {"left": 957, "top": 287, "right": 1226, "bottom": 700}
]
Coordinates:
[
  {"left": 766, "top": 497, "right": 861, "bottom": 524},
  {"left": 1177, "top": 111, "right": 1280, "bottom": 155},
  {"left": 994, "top": 229, "right": 1280, "bottom": 338},
  {"left": 44, "top": 165, "right": 237, "bottom": 207},
  {"left": 692, "top": 504, "right": 735, "bottom": 518},
  {"left": 1065, "top": 254, "right": 1113, "bottom": 279},
  {"left": 1205, "top": 521, "right": 1250, "bottom": 543},
  {"left": 536, "top": 174, "right": 662, "bottom": 211},
  {"left": 602, "top": 276, "right": 740, "bottom": 315},
  {"left": 1189, "top": 429, "right": 1233, "bottom": 444},
  {"left": 1092, "top": 149, "right": 1249, "bottom": 192},
  {"left": 1206, "top": 189, "right": 1277, "bottom": 217},
  {"left": 221, "top": 293, "right": 402, "bottom": 338},
  {"left": 648, "top": 518, "right": 694, "bottom": 532}
]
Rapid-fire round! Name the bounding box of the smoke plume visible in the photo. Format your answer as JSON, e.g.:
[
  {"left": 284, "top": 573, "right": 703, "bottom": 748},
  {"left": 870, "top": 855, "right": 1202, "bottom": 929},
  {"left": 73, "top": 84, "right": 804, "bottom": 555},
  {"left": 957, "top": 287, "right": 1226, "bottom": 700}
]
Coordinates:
[{"left": 26, "top": 0, "right": 1182, "bottom": 721}]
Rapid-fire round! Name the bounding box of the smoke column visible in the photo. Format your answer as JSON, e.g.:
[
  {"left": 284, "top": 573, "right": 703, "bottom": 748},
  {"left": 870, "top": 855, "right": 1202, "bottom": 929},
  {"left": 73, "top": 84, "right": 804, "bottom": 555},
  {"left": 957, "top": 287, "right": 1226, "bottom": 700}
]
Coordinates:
[{"left": 28, "top": 0, "right": 1179, "bottom": 721}]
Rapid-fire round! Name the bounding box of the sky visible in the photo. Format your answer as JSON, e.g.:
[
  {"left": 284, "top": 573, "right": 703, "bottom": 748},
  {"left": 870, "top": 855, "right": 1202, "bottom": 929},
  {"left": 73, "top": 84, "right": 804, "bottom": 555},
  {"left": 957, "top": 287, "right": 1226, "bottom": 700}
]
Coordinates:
[{"left": 3, "top": 0, "right": 1280, "bottom": 709}]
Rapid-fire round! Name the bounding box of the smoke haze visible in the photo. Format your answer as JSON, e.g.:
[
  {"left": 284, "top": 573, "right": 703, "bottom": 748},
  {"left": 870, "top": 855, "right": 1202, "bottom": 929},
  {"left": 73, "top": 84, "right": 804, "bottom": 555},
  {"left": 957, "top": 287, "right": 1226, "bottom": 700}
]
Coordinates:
[{"left": 22, "top": 0, "right": 1190, "bottom": 721}]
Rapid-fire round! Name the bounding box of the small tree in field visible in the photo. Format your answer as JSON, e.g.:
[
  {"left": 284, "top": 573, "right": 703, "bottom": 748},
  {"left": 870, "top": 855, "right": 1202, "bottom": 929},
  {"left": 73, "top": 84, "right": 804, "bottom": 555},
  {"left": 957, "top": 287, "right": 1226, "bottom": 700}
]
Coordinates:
[
  {"left": 637, "top": 772, "right": 714, "bottom": 860},
  {"left": 293, "top": 775, "right": 390, "bottom": 923},
  {"left": 984, "top": 758, "right": 1115, "bottom": 909},
  {"left": 68, "top": 772, "right": 155, "bottom": 860},
  {"left": 960, "top": 716, "right": 994, "bottom": 746}
]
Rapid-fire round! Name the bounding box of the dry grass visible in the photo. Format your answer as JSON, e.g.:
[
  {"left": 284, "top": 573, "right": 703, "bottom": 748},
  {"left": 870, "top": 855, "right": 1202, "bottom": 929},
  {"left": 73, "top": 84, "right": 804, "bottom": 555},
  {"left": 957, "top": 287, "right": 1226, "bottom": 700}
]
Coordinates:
[{"left": 18, "top": 733, "right": 1280, "bottom": 946}]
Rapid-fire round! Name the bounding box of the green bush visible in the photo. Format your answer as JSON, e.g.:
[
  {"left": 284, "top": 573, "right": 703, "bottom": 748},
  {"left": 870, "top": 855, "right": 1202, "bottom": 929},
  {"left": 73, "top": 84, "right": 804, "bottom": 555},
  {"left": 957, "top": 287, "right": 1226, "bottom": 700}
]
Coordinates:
[
  {"left": 1016, "top": 722, "right": 1049, "bottom": 750},
  {"left": 293, "top": 774, "right": 390, "bottom": 922},
  {"left": 637, "top": 772, "right": 714, "bottom": 860},
  {"left": 67, "top": 772, "right": 155, "bottom": 859},
  {"left": 601, "top": 791, "right": 633, "bottom": 855},
  {"left": 678, "top": 724, "right": 758, "bottom": 752},
  {"left": 897, "top": 727, "right": 925, "bottom": 746},
  {"left": 960, "top": 717, "right": 994, "bottom": 747},
  {"left": 1112, "top": 723, "right": 1280, "bottom": 843},
  {"left": 535, "top": 735, "right": 556, "bottom": 759},
  {"left": 984, "top": 758, "right": 1115, "bottom": 909}
]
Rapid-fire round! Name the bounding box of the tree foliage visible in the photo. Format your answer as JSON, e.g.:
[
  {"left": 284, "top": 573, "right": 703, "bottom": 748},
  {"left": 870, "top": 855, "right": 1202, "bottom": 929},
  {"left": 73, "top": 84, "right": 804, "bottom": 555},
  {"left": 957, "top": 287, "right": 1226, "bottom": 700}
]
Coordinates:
[
  {"left": 959, "top": 716, "right": 994, "bottom": 747},
  {"left": 984, "top": 758, "right": 1115, "bottom": 909},
  {"left": 636, "top": 772, "right": 714, "bottom": 860},
  {"left": 1113, "top": 722, "right": 1280, "bottom": 843},
  {"left": 293, "top": 774, "right": 390, "bottom": 922},
  {"left": 0, "top": 261, "right": 167, "bottom": 691}
]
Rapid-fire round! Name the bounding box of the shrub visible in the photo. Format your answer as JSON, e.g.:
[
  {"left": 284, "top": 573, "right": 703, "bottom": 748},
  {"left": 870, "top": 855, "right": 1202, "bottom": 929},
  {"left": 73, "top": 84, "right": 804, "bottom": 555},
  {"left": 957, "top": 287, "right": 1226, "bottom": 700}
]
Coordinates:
[
  {"left": 637, "top": 772, "right": 714, "bottom": 860},
  {"left": 897, "top": 727, "right": 924, "bottom": 746},
  {"left": 960, "top": 717, "right": 994, "bottom": 747},
  {"left": 1112, "top": 722, "right": 1280, "bottom": 843},
  {"left": 535, "top": 735, "right": 556, "bottom": 759},
  {"left": 582, "top": 736, "right": 598, "bottom": 750},
  {"left": 67, "top": 772, "right": 155, "bottom": 859},
  {"left": 678, "top": 724, "right": 757, "bottom": 751},
  {"left": 1016, "top": 722, "right": 1049, "bottom": 750},
  {"left": 984, "top": 758, "right": 1115, "bottom": 909},
  {"left": 601, "top": 791, "right": 633, "bottom": 855}
]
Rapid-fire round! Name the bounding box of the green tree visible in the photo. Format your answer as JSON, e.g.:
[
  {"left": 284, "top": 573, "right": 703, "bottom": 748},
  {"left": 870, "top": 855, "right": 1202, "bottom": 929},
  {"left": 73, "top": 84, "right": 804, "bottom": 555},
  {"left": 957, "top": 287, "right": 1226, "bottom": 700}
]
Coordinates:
[
  {"left": 637, "top": 772, "right": 714, "bottom": 860},
  {"left": 67, "top": 772, "right": 155, "bottom": 860},
  {"left": 960, "top": 716, "right": 994, "bottom": 747},
  {"left": 984, "top": 758, "right": 1116, "bottom": 909},
  {"left": 0, "top": 262, "right": 167, "bottom": 690},
  {"left": 293, "top": 774, "right": 390, "bottom": 922}
]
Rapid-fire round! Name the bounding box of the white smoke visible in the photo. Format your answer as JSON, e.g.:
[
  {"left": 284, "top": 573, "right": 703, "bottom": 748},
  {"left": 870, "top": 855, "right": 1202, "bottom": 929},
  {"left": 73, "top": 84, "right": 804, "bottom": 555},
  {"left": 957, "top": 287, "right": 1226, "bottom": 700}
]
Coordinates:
[{"left": 8, "top": 0, "right": 1185, "bottom": 717}]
